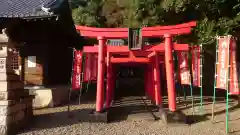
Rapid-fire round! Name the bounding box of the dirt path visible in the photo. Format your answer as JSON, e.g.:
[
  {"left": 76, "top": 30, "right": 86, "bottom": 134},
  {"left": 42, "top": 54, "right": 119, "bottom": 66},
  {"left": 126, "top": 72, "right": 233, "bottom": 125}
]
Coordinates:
[{"left": 18, "top": 97, "right": 240, "bottom": 135}]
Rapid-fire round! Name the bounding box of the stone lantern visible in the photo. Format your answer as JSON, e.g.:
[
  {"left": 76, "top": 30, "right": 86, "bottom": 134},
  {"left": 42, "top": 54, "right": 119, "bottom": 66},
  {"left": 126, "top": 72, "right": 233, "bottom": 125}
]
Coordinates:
[{"left": 0, "top": 28, "right": 34, "bottom": 135}]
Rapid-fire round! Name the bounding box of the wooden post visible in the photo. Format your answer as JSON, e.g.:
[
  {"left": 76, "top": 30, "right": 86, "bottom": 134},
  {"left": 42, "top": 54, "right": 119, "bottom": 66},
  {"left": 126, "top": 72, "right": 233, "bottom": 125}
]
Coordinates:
[
  {"left": 96, "top": 36, "right": 106, "bottom": 112},
  {"left": 153, "top": 52, "right": 162, "bottom": 105},
  {"left": 106, "top": 52, "right": 113, "bottom": 109},
  {"left": 164, "top": 34, "right": 177, "bottom": 112}
]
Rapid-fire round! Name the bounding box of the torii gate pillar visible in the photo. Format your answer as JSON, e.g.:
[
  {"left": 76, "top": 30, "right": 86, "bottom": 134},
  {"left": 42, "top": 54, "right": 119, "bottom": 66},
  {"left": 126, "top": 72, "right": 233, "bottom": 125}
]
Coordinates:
[
  {"left": 164, "top": 34, "right": 176, "bottom": 112},
  {"left": 96, "top": 36, "right": 106, "bottom": 112}
]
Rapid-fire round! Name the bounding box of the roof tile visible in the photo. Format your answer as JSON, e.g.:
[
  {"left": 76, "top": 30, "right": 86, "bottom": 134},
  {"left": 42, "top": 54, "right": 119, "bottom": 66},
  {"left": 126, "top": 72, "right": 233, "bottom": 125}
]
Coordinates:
[{"left": 0, "top": 0, "right": 60, "bottom": 18}]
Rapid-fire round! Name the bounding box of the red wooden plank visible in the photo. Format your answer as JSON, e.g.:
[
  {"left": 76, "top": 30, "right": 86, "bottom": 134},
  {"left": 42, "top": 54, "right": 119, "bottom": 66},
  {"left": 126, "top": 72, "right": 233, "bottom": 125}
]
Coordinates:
[
  {"left": 111, "top": 52, "right": 151, "bottom": 57},
  {"left": 110, "top": 57, "right": 164, "bottom": 63},
  {"left": 79, "top": 28, "right": 192, "bottom": 38},
  {"left": 158, "top": 56, "right": 165, "bottom": 62},
  {"left": 146, "top": 44, "right": 189, "bottom": 51},
  {"left": 111, "top": 58, "right": 150, "bottom": 63},
  {"left": 143, "top": 21, "right": 196, "bottom": 31},
  {"left": 83, "top": 44, "right": 189, "bottom": 53},
  {"left": 114, "top": 52, "right": 154, "bottom": 57},
  {"left": 75, "top": 21, "right": 196, "bottom": 32},
  {"left": 148, "top": 52, "right": 156, "bottom": 58}
]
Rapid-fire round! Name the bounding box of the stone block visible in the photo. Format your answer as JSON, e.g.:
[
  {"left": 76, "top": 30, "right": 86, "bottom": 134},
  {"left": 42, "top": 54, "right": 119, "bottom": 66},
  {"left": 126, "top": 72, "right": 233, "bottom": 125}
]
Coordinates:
[
  {"left": 0, "top": 90, "right": 29, "bottom": 100},
  {"left": 89, "top": 111, "right": 108, "bottom": 123},
  {"left": 31, "top": 88, "right": 53, "bottom": 108},
  {"left": 0, "top": 125, "right": 8, "bottom": 135},
  {"left": 0, "top": 100, "right": 15, "bottom": 106},
  {"left": 0, "top": 72, "right": 20, "bottom": 81},
  {"left": 0, "top": 115, "right": 29, "bottom": 135},
  {"left": 29, "top": 85, "right": 69, "bottom": 108},
  {"left": 0, "top": 103, "right": 26, "bottom": 115},
  {"left": 0, "top": 110, "right": 25, "bottom": 126},
  {"left": 0, "top": 81, "right": 24, "bottom": 91}
]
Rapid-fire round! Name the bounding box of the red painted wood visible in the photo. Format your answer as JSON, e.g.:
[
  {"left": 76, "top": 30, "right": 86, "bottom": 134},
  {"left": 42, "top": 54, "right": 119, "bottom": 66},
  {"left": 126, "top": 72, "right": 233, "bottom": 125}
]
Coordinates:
[
  {"left": 129, "top": 51, "right": 135, "bottom": 58},
  {"left": 96, "top": 37, "right": 106, "bottom": 112},
  {"left": 149, "top": 64, "right": 155, "bottom": 101},
  {"left": 110, "top": 66, "right": 116, "bottom": 103},
  {"left": 106, "top": 52, "right": 113, "bottom": 109},
  {"left": 78, "top": 28, "right": 192, "bottom": 38},
  {"left": 76, "top": 21, "right": 196, "bottom": 31},
  {"left": 153, "top": 52, "right": 162, "bottom": 105},
  {"left": 112, "top": 51, "right": 150, "bottom": 57},
  {"left": 77, "top": 21, "right": 197, "bottom": 112},
  {"left": 147, "top": 52, "right": 156, "bottom": 58},
  {"left": 111, "top": 58, "right": 150, "bottom": 63},
  {"left": 83, "top": 44, "right": 189, "bottom": 53},
  {"left": 145, "top": 65, "right": 154, "bottom": 100},
  {"left": 109, "top": 55, "right": 165, "bottom": 63},
  {"left": 75, "top": 21, "right": 196, "bottom": 38},
  {"left": 164, "top": 34, "right": 176, "bottom": 111}
]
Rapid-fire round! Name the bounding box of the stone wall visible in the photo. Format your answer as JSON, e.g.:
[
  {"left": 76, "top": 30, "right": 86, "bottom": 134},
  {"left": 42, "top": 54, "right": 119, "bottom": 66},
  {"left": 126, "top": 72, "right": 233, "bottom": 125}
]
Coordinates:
[{"left": 0, "top": 30, "right": 34, "bottom": 135}]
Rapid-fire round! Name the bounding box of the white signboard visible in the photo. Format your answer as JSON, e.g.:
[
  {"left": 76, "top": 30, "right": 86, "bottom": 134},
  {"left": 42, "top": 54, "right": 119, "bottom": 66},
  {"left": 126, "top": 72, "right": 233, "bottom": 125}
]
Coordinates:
[{"left": 27, "top": 56, "right": 36, "bottom": 68}]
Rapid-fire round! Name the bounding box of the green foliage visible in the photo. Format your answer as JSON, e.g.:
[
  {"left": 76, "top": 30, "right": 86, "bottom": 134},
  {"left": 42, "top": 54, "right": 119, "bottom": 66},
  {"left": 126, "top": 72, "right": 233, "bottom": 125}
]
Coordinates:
[
  {"left": 71, "top": 0, "right": 240, "bottom": 46},
  {"left": 192, "top": 0, "right": 240, "bottom": 45},
  {"left": 72, "top": 0, "right": 105, "bottom": 27}
]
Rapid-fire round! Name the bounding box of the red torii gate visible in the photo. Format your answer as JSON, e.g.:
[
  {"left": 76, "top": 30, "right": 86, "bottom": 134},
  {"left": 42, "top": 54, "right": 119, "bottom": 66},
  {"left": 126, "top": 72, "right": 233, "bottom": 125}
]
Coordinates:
[{"left": 76, "top": 21, "right": 196, "bottom": 120}]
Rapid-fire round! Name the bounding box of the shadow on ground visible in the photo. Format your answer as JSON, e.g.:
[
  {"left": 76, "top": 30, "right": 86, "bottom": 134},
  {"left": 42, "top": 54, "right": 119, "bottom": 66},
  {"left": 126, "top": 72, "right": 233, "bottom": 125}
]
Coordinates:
[
  {"left": 19, "top": 84, "right": 240, "bottom": 134},
  {"left": 19, "top": 108, "right": 93, "bottom": 134}
]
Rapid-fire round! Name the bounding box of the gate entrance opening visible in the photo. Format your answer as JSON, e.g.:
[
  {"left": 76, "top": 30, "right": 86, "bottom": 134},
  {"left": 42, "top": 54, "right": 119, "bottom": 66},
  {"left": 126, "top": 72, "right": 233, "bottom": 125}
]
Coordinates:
[{"left": 115, "top": 64, "right": 145, "bottom": 99}]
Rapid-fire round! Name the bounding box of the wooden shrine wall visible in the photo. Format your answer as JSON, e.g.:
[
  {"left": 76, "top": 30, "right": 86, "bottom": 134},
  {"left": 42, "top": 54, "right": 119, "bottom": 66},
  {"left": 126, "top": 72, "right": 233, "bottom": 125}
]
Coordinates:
[
  {"left": 21, "top": 44, "right": 47, "bottom": 86},
  {"left": 5, "top": 19, "right": 74, "bottom": 87}
]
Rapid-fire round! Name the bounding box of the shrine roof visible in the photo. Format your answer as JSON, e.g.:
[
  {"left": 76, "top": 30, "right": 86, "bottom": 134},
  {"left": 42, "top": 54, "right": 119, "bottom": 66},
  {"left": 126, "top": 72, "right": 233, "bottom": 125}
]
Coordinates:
[{"left": 0, "top": 0, "right": 64, "bottom": 19}]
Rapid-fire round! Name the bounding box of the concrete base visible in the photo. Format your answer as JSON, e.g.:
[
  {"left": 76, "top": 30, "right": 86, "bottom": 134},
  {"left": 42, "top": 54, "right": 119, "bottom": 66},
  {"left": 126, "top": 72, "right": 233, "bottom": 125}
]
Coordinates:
[
  {"left": 156, "top": 108, "right": 188, "bottom": 125},
  {"left": 89, "top": 111, "right": 108, "bottom": 123}
]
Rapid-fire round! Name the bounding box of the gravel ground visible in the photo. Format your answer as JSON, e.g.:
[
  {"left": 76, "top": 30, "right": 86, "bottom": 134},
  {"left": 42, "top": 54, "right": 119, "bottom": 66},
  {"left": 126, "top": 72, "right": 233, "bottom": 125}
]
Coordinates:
[{"left": 18, "top": 96, "right": 240, "bottom": 135}]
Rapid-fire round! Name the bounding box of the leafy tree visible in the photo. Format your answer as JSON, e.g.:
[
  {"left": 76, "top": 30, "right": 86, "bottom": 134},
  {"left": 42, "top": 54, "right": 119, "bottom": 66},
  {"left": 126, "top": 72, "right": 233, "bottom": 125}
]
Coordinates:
[
  {"left": 71, "top": 0, "right": 106, "bottom": 27},
  {"left": 71, "top": 0, "right": 240, "bottom": 47},
  {"left": 101, "top": 0, "right": 125, "bottom": 27},
  {"left": 161, "top": 0, "right": 240, "bottom": 45}
]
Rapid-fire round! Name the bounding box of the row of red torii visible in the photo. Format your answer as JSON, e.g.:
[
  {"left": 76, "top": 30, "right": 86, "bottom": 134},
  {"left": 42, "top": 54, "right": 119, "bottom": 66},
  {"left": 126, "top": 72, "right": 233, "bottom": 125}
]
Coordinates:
[{"left": 75, "top": 21, "right": 197, "bottom": 115}]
